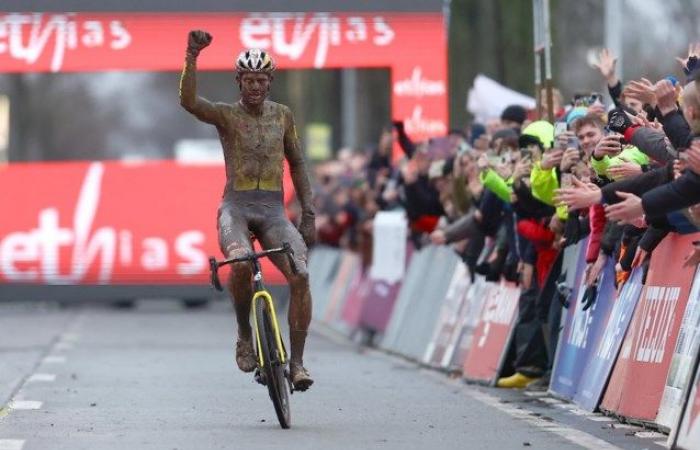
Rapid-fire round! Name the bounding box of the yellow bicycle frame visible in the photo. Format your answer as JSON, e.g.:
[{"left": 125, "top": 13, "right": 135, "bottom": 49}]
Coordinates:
[{"left": 251, "top": 290, "right": 287, "bottom": 367}]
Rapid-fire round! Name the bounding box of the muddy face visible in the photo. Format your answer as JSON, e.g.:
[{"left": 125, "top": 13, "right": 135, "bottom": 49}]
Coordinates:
[{"left": 238, "top": 72, "right": 271, "bottom": 107}]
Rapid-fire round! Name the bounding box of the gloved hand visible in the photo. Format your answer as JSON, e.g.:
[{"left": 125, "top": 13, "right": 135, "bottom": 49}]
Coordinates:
[
  {"left": 581, "top": 279, "right": 599, "bottom": 311},
  {"left": 555, "top": 272, "right": 571, "bottom": 309},
  {"left": 187, "top": 30, "right": 212, "bottom": 57},
  {"left": 683, "top": 55, "right": 699, "bottom": 79},
  {"left": 607, "top": 108, "right": 633, "bottom": 136},
  {"left": 298, "top": 211, "right": 316, "bottom": 247}
]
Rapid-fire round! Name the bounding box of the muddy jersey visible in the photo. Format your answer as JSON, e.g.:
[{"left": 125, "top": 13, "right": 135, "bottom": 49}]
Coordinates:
[
  {"left": 217, "top": 100, "right": 291, "bottom": 191},
  {"left": 179, "top": 53, "right": 313, "bottom": 208}
]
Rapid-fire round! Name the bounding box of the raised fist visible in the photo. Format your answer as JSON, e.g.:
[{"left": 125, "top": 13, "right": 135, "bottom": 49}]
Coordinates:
[{"left": 187, "top": 30, "right": 212, "bottom": 56}]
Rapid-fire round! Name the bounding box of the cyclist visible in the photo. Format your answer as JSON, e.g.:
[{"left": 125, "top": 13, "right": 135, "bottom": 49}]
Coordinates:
[{"left": 179, "top": 30, "right": 316, "bottom": 391}]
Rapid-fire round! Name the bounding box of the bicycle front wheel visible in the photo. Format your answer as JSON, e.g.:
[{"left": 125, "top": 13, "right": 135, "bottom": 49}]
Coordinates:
[{"left": 255, "top": 297, "right": 291, "bottom": 429}]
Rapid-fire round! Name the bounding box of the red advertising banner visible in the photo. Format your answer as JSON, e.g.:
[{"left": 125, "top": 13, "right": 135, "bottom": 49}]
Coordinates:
[
  {"left": 462, "top": 280, "right": 520, "bottom": 384},
  {"left": 0, "top": 12, "right": 447, "bottom": 142},
  {"left": 0, "top": 160, "right": 293, "bottom": 285},
  {"left": 600, "top": 233, "right": 700, "bottom": 422}
]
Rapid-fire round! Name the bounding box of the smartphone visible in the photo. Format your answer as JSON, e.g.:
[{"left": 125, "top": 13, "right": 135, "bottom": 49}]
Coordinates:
[
  {"left": 567, "top": 136, "right": 580, "bottom": 149},
  {"left": 487, "top": 155, "right": 502, "bottom": 166},
  {"left": 554, "top": 122, "right": 567, "bottom": 137}
]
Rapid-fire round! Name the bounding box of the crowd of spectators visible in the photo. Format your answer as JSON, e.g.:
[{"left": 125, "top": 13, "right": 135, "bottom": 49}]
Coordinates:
[{"left": 303, "top": 44, "right": 700, "bottom": 390}]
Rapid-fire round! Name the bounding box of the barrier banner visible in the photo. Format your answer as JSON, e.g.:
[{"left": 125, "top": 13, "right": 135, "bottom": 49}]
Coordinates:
[
  {"left": 322, "top": 252, "right": 361, "bottom": 328},
  {"left": 309, "top": 246, "right": 342, "bottom": 320},
  {"left": 600, "top": 233, "right": 700, "bottom": 422},
  {"left": 675, "top": 347, "right": 700, "bottom": 449},
  {"left": 443, "top": 275, "right": 488, "bottom": 369},
  {"left": 549, "top": 251, "right": 616, "bottom": 400},
  {"left": 358, "top": 216, "right": 410, "bottom": 334},
  {"left": 422, "top": 262, "right": 471, "bottom": 366},
  {"left": 381, "top": 246, "right": 460, "bottom": 360},
  {"left": 574, "top": 268, "right": 644, "bottom": 411},
  {"left": 359, "top": 279, "right": 403, "bottom": 333},
  {"left": 340, "top": 270, "right": 369, "bottom": 330},
  {"left": 381, "top": 246, "right": 431, "bottom": 352},
  {"left": 462, "top": 280, "right": 520, "bottom": 384},
  {"left": 657, "top": 265, "right": 700, "bottom": 430},
  {"left": 391, "top": 246, "right": 461, "bottom": 360}
]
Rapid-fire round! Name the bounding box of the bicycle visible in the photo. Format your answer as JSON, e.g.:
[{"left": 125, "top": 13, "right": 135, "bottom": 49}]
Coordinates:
[{"left": 209, "top": 242, "right": 297, "bottom": 429}]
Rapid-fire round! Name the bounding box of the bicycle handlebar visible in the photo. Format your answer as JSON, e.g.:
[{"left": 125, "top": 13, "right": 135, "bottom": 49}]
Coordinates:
[
  {"left": 208, "top": 242, "right": 298, "bottom": 291},
  {"left": 217, "top": 243, "right": 293, "bottom": 267}
]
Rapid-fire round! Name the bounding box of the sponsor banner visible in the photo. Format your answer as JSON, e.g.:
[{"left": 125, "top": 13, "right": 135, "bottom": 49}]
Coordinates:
[
  {"left": 573, "top": 268, "right": 644, "bottom": 411},
  {"left": 657, "top": 265, "right": 700, "bottom": 430},
  {"left": 675, "top": 350, "right": 700, "bottom": 449},
  {"left": 422, "top": 262, "right": 471, "bottom": 366},
  {"left": 549, "top": 243, "right": 612, "bottom": 400},
  {"left": 0, "top": 12, "right": 447, "bottom": 143},
  {"left": 600, "top": 233, "right": 700, "bottom": 422},
  {"left": 462, "top": 280, "right": 520, "bottom": 384},
  {"left": 0, "top": 161, "right": 294, "bottom": 285},
  {"left": 444, "top": 276, "right": 489, "bottom": 369},
  {"left": 0, "top": 12, "right": 438, "bottom": 72}
]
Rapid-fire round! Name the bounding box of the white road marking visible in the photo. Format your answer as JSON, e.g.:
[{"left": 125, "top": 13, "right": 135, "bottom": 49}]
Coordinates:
[
  {"left": 466, "top": 390, "right": 625, "bottom": 450},
  {"left": 610, "top": 423, "right": 640, "bottom": 430},
  {"left": 0, "top": 439, "right": 25, "bottom": 450},
  {"left": 553, "top": 402, "right": 576, "bottom": 410},
  {"left": 586, "top": 416, "right": 614, "bottom": 422},
  {"left": 539, "top": 397, "right": 564, "bottom": 404},
  {"left": 635, "top": 431, "right": 667, "bottom": 439},
  {"left": 523, "top": 391, "right": 548, "bottom": 397},
  {"left": 8, "top": 400, "right": 42, "bottom": 410},
  {"left": 653, "top": 439, "right": 669, "bottom": 447},
  {"left": 42, "top": 356, "right": 66, "bottom": 364},
  {"left": 26, "top": 374, "right": 56, "bottom": 383}
]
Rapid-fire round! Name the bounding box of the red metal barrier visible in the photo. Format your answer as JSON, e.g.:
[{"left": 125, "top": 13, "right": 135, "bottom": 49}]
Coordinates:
[
  {"left": 600, "top": 233, "right": 700, "bottom": 423},
  {"left": 462, "top": 280, "right": 520, "bottom": 384}
]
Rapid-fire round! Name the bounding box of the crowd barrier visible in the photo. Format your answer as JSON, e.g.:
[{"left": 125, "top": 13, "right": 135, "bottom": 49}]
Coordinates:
[{"left": 309, "top": 220, "right": 700, "bottom": 448}]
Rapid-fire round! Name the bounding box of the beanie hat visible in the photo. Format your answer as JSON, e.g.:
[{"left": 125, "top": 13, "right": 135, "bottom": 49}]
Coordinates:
[{"left": 566, "top": 107, "right": 588, "bottom": 127}]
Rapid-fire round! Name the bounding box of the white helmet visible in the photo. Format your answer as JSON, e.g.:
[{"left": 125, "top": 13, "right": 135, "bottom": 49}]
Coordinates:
[{"left": 235, "top": 48, "right": 275, "bottom": 74}]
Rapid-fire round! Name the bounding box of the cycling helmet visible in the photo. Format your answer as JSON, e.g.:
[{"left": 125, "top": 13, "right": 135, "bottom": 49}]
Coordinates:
[{"left": 235, "top": 48, "right": 275, "bottom": 74}]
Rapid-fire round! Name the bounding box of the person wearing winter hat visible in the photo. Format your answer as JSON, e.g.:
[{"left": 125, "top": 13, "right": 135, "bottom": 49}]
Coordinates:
[{"left": 501, "top": 104, "right": 528, "bottom": 131}]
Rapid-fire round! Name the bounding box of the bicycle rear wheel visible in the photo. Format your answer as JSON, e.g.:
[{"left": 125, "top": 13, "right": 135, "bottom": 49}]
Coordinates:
[{"left": 255, "top": 298, "right": 291, "bottom": 429}]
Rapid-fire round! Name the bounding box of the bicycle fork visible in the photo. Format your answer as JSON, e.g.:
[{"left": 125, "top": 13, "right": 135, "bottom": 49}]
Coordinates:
[{"left": 252, "top": 289, "right": 287, "bottom": 367}]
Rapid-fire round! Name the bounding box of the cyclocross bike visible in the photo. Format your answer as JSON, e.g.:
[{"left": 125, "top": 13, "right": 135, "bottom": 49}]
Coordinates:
[{"left": 209, "top": 242, "right": 297, "bottom": 429}]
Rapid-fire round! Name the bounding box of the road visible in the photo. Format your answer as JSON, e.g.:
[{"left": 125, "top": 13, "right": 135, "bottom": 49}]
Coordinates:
[{"left": 0, "top": 300, "right": 669, "bottom": 450}]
